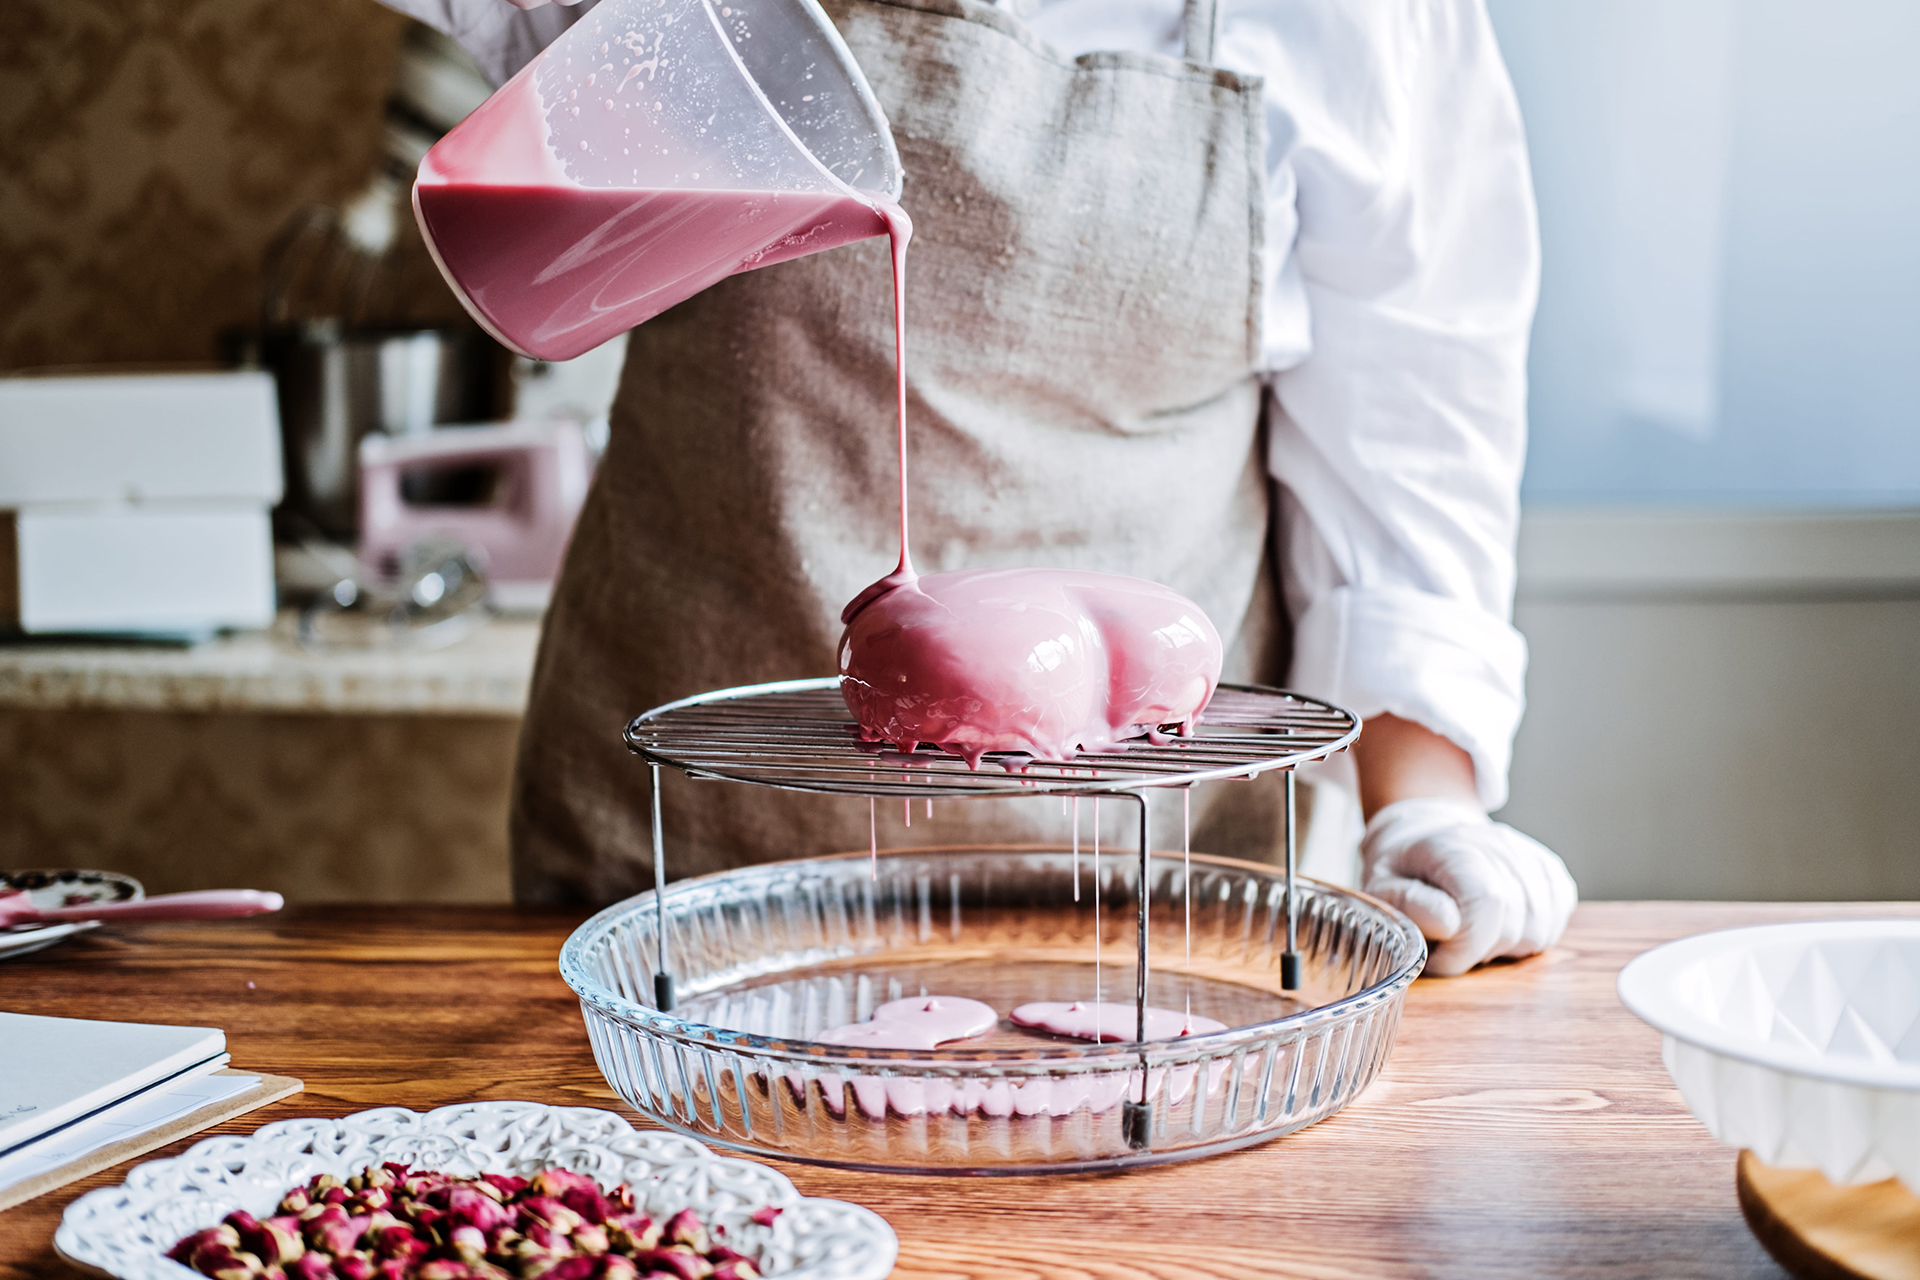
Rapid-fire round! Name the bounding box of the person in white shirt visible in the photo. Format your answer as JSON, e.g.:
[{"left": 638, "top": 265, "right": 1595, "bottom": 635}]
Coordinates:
[{"left": 387, "top": 0, "right": 1575, "bottom": 974}]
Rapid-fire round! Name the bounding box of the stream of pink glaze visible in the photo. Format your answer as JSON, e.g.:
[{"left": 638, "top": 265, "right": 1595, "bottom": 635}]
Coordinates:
[
  {"left": 1009, "top": 1001, "right": 1227, "bottom": 1043},
  {"left": 835, "top": 207, "right": 1223, "bottom": 765}
]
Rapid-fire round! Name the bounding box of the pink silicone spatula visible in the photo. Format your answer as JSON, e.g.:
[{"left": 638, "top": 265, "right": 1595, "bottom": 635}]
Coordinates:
[{"left": 0, "top": 888, "right": 284, "bottom": 928}]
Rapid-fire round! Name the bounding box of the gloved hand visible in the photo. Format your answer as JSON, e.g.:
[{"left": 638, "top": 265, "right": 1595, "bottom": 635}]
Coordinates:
[{"left": 1360, "top": 797, "right": 1577, "bottom": 977}]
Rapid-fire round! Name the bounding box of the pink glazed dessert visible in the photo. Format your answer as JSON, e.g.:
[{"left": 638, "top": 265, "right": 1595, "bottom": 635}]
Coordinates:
[{"left": 839, "top": 567, "right": 1223, "bottom": 765}]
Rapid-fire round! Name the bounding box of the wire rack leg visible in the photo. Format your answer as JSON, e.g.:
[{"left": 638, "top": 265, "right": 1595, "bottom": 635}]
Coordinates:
[
  {"left": 651, "top": 762, "right": 675, "bottom": 1012},
  {"left": 1123, "top": 789, "right": 1153, "bottom": 1151},
  {"left": 1280, "top": 769, "right": 1301, "bottom": 991}
]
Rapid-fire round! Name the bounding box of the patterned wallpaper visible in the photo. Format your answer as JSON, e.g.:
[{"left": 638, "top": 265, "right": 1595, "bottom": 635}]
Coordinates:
[{"left": 0, "top": 0, "right": 466, "bottom": 371}]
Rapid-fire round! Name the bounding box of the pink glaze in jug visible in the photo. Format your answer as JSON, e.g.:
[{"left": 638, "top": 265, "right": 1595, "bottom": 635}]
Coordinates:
[{"left": 412, "top": 0, "right": 904, "bottom": 360}]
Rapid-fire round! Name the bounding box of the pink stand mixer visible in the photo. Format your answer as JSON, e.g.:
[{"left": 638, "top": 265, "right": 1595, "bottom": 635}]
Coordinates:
[{"left": 357, "top": 419, "right": 592, "bottom": 611}]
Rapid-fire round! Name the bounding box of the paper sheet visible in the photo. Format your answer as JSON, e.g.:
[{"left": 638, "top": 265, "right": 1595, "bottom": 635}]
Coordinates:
[{"left": 0, "top": 1070, "right": 260, "bottom": 1195}]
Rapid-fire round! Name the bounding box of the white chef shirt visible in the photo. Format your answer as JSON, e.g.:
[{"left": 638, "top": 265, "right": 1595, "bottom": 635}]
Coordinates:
[
  {"left": 1022, "top": 0, "right": 1538, "bottom": 812},
  {"left": 396, "top": 0, "right": 1538, "bottom": 811}
]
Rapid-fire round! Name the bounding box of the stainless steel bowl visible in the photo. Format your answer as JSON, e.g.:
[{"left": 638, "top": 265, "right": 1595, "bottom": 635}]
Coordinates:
[{"left": 560, "top": 847, "right": 1424, "bottom": 1174}]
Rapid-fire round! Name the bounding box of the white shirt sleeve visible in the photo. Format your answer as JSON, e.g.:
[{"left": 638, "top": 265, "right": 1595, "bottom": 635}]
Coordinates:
[
  {"left": 376, "top": 0, "right": 596, "bottom": 85},
  {"left": 1225, "top": 0, "right": 1539, "bottom": 810}
]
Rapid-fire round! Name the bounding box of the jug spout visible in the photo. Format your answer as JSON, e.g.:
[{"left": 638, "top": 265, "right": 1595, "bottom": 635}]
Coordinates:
[{"left": 412, "top": 0, "right": 902, "bottom": 362}]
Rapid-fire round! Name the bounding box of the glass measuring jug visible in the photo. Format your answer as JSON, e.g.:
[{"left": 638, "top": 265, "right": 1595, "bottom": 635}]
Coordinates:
[{"left": 413, "top": 0, "right": 904, "bottom": 361}]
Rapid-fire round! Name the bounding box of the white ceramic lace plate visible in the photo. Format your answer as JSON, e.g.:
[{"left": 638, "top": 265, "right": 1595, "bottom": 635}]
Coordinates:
[
  {"left": 54, "top": 1102, "right": 897, "bottom": 1280},
  {"left": 1619, "top": 920, "right": 1920, "bottom": 1191},
  {"left": 1, "top": 869, "right": 142, "bottom": 961}
]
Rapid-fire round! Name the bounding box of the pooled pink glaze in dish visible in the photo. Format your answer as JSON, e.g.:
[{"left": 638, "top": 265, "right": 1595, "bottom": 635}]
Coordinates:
[
  {"left": 1009, "top": 1000, "right": 1227, "bottom": 1043},
  {"left": 839, "top": 568, "right": 1223, "bottom": 765},
  {"left": 812, "top": 995, "right": 999, "bottom": 1049}
]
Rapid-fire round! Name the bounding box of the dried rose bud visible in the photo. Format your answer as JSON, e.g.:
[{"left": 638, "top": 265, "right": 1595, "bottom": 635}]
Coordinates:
[
  {"left": 224, "top": 1211, "right": 265, "bottom": 1239},
  {"left": 308, "top": 1214, "right": 369, "bottom": 1258},
  {"left": 301, "top": 1204, "right": 345, "bottom": 1227},
  {"left": 285, "top": 1252, "right": 333, "bottom": 1280},
  {"left": 414, "top": 1261, "right": 474, "bottom": 1280},
  {"left": 598, "top": 1258, "right": 641, "bottom": 1280},
  {"left": 523, "top": 1223, "right": 568, "bottom": 1252},
  {"left": 574, "top": 1223, "right": 612, "bottom": 1256},
  {"left": 407, "top": 1204, "right": 449, "bottom": 1239},
  {"left": 485, "top": 1224, "right": 522, "bottom": 1254},
  {"left": 519, "top": 1197, "right": 583, "bottom": 1237},
  {"left": 704, "top": 1248, "right": 751, "bottom": 1267},
  {"left": 542, "top": 1258, "right": 601, "bottom": 1280},
  {"left": 447, "top": 1186, "right": 516, "bottom": 1233},
  {"left": 351, "top": 1187, "right": 393, "bottom": 1214},
  {"left": 746, "top": 1208, "right": 780, "bottom": 1229},
  {"left": 278, "top": 1189, "right": 313, "bottom": 1216},
  {"left": 321, "top": 1187, "right": 352, "bottom": 1207},
  {"left": 529, "top": 1170, "right": 601, "bottom": 1201},
  {"left": 331, "top": 1253, "right": 378, "bottom": 1280},
  {"left": 253, "top": 1216, "right": 307, "bottom": 1266},
  {"left": 662, "top": 1211, "right": 710, "bottom": 1255},
  {"left": 369, "top": 1224, "right": 427, "bottom": 1262},
  {"left": 373, "top": 1262, "right": 412, "bottom": 1280},
  {"left": 480, "top": 1173, "right": 528, "bottom": 1200},
  {"left": 367, "top": 1166, "right": 401, "bottom": 1190},
  {"left": 405, "top": 1173, "right": 450, "bottom": 1200},
  {"left": 709, "top": 1263, "right": 759, "bottom": 1280},
  {"left": 169, "top": 1225, "right": 240, "bottom": 1264},
  {"left": 191, "top": 1243, "right": 265, "bottom": 1280},
  {"left": 560, "top": 1187, "right": 612, "bottom": 1226},
  {"left": 514, "top": 1246, "right": 565, "bottom": 1280},
  {"left": 606, "top": 1185, "right": 635, "bottom": 1215},
  {"left": 631, "top": 1246, "right": 713, "bottom": 1280},
  {"left": 605, "top": 1214, "right": 661, "bottom": 1253},
  {"left": 313, "top": 1175, "right": 346, "bottom": 1194},
  {"left": 449, "top": 1223, "right": 488, "bottom": 1263}
]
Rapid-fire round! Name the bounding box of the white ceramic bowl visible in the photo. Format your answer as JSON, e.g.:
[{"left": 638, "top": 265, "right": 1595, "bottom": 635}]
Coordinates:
[{"left": 1618, "top": 920, "right": 1920, "bottom": 1190}]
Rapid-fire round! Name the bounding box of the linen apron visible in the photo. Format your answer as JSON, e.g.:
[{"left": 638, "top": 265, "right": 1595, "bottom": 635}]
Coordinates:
[{"left": 510, "top": 0, "right": 1291, "bottom": 904}]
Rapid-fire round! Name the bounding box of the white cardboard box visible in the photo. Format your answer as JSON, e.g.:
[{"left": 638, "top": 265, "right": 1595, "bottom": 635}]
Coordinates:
[
  {"left": 0, "top": 373, "right": 282, "bottom": 506},
  {"left": 6, "top": 506, "right": 276, "bottom": 634},
  {"left": 0, "top": 373, "right": 282, "bottom": 634}
]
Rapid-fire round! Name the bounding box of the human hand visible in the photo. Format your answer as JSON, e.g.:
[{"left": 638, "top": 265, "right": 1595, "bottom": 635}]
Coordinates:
[{"left": 1360, "top": 797, "right": 1577, "bottom": 977}]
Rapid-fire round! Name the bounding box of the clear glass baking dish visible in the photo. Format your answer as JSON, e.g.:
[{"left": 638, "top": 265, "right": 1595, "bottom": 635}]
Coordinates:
[{"left": 559, "top": 846, "right": 1424, "bottom": 1174}]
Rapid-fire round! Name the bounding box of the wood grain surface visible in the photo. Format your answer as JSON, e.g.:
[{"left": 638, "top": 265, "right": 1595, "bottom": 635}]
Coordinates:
[
  {"left": 5, "top": 900, "right": 1917, "bottom": 1279},
  {"left": 1738, "top": 1150, "right": 1920, "bottom": 1280}
]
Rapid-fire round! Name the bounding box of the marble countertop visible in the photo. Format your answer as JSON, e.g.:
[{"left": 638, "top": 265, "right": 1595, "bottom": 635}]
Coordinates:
[{"left": 0, "top": 612, "right": 540, "bottom": 716}]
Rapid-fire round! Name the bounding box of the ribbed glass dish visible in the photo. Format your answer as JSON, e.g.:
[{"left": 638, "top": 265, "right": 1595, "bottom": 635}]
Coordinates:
[{"left": 560, "top": 847, "right": 1424, "bottom": 1174}]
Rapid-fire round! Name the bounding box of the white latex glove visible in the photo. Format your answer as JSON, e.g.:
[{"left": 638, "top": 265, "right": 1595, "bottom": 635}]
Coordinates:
[{"left": 1361, "top": 798, "right": 1577, "bottom": 977}]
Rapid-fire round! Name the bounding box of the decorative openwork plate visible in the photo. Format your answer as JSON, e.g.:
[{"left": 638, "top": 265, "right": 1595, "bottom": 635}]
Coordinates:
[{"left": 54, "top": 1102, "right": 897, "bottom": 1280}]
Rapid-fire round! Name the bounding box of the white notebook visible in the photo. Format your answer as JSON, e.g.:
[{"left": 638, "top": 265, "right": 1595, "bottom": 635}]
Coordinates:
[{"left": 0, "top": 1013, "right": 227, "bottom": 1154}]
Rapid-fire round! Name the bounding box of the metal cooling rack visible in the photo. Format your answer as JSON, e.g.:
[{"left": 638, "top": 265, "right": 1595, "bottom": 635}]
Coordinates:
[
  {"left": 623, "top": 675, "right": 1361, "bottom": 1132},
  {"left": 622, "top": 677, "right": 1358, "bottom": 798}
]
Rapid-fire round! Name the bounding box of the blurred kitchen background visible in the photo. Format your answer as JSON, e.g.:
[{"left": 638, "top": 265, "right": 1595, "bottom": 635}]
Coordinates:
[{"left": 1, "top": 0, "right": 1915, "bottom": 902}]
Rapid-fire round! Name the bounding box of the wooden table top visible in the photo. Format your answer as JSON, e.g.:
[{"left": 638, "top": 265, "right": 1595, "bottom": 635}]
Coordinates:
[{"left": 5, "top": 900, "right": 1914, "bottom": 1279}]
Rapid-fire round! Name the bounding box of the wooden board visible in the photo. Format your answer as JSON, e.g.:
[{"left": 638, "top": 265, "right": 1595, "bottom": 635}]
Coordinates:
[
  {"left": 4, "top": 901, "right": 1918, "bottom": 1279},
  {"left": 0, "top": 1071, "right": 303, "bottom": 1213},
  {"left": 1739, "top": 1150, "right": 1920, "bottom": 1280}
]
